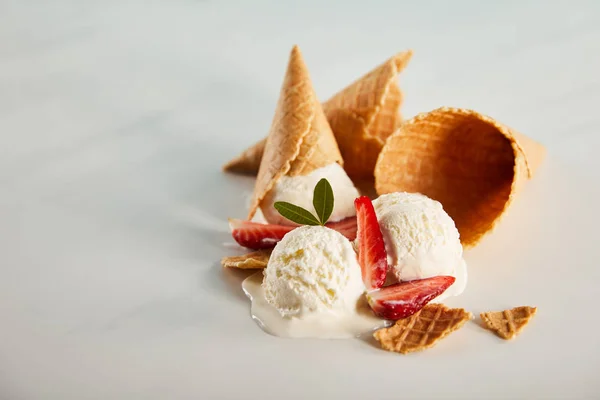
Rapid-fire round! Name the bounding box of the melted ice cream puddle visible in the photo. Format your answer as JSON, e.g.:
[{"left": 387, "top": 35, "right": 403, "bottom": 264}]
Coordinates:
[{"left": 242, "top": 272, "right": 389, "bottom": 339}]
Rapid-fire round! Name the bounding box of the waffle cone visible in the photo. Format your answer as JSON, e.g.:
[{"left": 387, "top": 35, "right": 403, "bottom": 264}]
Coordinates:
[
  {"left": 324, "top": 50, "right": 412, "bottom": 178},
  {"left": 247, "top": 46, "right": 342, "bottom": 220},
  {"left": 223, "top": 51, "right": 413, "bottom": 178},
  {"left": 374, "top": 107, "right": 546, "bottom": 247},
  {"left": 225, "top": 138, "right": 266, "bottom": 175},
  {"left": 222, "top": 138, "right": 266, "bottom": 175}
]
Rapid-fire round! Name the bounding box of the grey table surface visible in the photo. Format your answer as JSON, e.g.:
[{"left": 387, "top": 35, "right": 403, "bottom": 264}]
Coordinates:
[{"left": 1, "top": 1, "right": 599, "bottom": 399}]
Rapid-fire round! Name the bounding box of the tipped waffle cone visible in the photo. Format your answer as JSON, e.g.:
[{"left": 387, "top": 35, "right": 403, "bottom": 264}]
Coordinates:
[
  {"left": 480, "top": 306, "right": 537, "bottom": 340},
  {"left": 223, "top": 51, "right": 413, "bottom": 178},
  {"left": 222, "top": 139, "right": 266, "bottom": 175},
  {"left": 221, "top": 249, "right": 271, "bottom": 269},
  {"left": 374, "top": 304, "right": 472, "bottom": 354},
  {"left": 225, "top": 138, "right": 266, "bottom": 175},
  {"left": 374, "top": 107, "right": 546, "bottom": 247},
  {"left": 324, "top": 50, "right": 412, "bottom": 178},
  {"left": 247, "top": 46, "right": 342, "bottom": 220}
]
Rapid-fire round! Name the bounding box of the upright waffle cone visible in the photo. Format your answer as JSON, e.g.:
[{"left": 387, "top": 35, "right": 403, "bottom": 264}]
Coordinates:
[
  {"left": 247, "top": 46, "right": 342, "bottom": 220},
  {"left": 374, "top": 107, "right": 546, "bottom": 247},
  {"left": 223, "top": 51, "right": 412, "bottom": 178}
]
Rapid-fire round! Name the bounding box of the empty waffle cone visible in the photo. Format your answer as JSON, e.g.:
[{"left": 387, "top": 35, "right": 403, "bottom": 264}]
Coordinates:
[
  {"left": 247, "top": 46, "right": 342, "bottom": 220},
  {"left": 222, "top": 139, "right": 266, "bottom": 175},
  {"left": 374, "top": 107, "right": 546, "bottom": 247},
  {"left": 223, "top": 51, "right": 413, "bottom": 178},
  {"left": 325, "top": 50, "right": 412, "bottom": 178}
]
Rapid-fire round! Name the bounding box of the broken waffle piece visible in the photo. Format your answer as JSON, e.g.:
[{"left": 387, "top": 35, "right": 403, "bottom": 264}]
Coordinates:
[
  {"left": 480, "top": 306, "right": 537, "bottom": 340},
  {"left": 373, "top": 304, "right": 472, "bottom": 354},
  {"left": 221, "top": 249, "right": 272, "bottom": 269}
]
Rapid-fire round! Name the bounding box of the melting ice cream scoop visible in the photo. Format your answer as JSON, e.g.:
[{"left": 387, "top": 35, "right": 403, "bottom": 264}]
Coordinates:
[{"left": 372, "top": 192, "right": 468, "bottom": 301}]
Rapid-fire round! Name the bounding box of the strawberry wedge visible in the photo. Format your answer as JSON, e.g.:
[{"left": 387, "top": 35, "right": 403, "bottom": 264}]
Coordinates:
[
  {"left": 367, "top": 276, "right": 456, "bottom": 320},
  {"left": 229, "top": 219, "right": 294, "bottom": 249},
  {"left": 230, "top": 217, "right": 358, "bottom": 249},
  {"left": 355, "top": 196, "right": 388, "bottom": 290}
]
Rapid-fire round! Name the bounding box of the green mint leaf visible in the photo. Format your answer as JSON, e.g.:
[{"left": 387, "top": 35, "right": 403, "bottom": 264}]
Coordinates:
[
  {"left": 313, "top": 178, "right": 334, "bottom": 225},
  {"left": 274, "top": 202, "right": 321, "bottom": 226}
]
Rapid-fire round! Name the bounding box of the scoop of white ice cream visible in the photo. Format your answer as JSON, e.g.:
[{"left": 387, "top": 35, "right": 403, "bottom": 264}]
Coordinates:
[
  {"left": 372, "top": 192, "right": 467, "bottom": 300},
  {"left": 263, "top": 225, "right": 365, "bottom": 317},
  {"left": 260, "top": 163, "right": 359, "bottom": 225}
]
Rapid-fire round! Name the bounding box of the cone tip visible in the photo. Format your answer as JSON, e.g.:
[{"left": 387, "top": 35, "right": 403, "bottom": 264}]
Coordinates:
[
  {"left": 392, "top": 49, "right": 413, "bottom": 70},
  {"left": 285, "top": 44, "right": 311, "bottom": 82},
  {"left": 290, "top": 44, "right": 303, "bottom": 58},
  {"left": 396, "top": 49, "right": 414, "bottom": 58}
]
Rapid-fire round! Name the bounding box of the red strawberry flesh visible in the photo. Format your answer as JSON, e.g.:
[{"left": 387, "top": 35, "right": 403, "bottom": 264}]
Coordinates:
[
  {"left": 229, "top": 219, "right": 294, "bottom": 249},
  {"left": 230, "top": 217, "right": 357, "bottom": 249},
  {"left": 355, "top": 196, "right": 388, "bottom": 290},
  {"left": 367, "top": 276, "right": 456, "bottom": 320}
]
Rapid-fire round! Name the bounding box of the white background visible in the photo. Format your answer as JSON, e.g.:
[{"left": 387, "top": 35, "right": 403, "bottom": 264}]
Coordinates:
[{"left": 1, "top": 1, "right": 599, "bottom": 399}]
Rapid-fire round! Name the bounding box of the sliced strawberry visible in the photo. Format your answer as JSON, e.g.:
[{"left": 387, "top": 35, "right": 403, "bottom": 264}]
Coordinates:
[
  {"left": 229, "top": 219, "right": 294, "bottom": 249},
  {"left": 326, "top": 216, "right": 358, "bottom": 241},
  {"left": 367, "top": 276, "right": 456, "bottom": 320},
  {"left": 230, "top": 217, "right": 358, "bottom": 249},
  {"left": 355, "top": 196, "right": 388, "bottom": 290}
]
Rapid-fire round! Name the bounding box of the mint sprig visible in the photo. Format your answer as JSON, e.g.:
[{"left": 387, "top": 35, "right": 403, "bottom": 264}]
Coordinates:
[
  {"left": 313, "top": 178, "right": 334, "bottom": 224},
  {"left": 273, "top": 202, "right": 321, "bottom": 225},
  {"left": 274, "top": 178, "right": 335, "bottom": 226}
]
